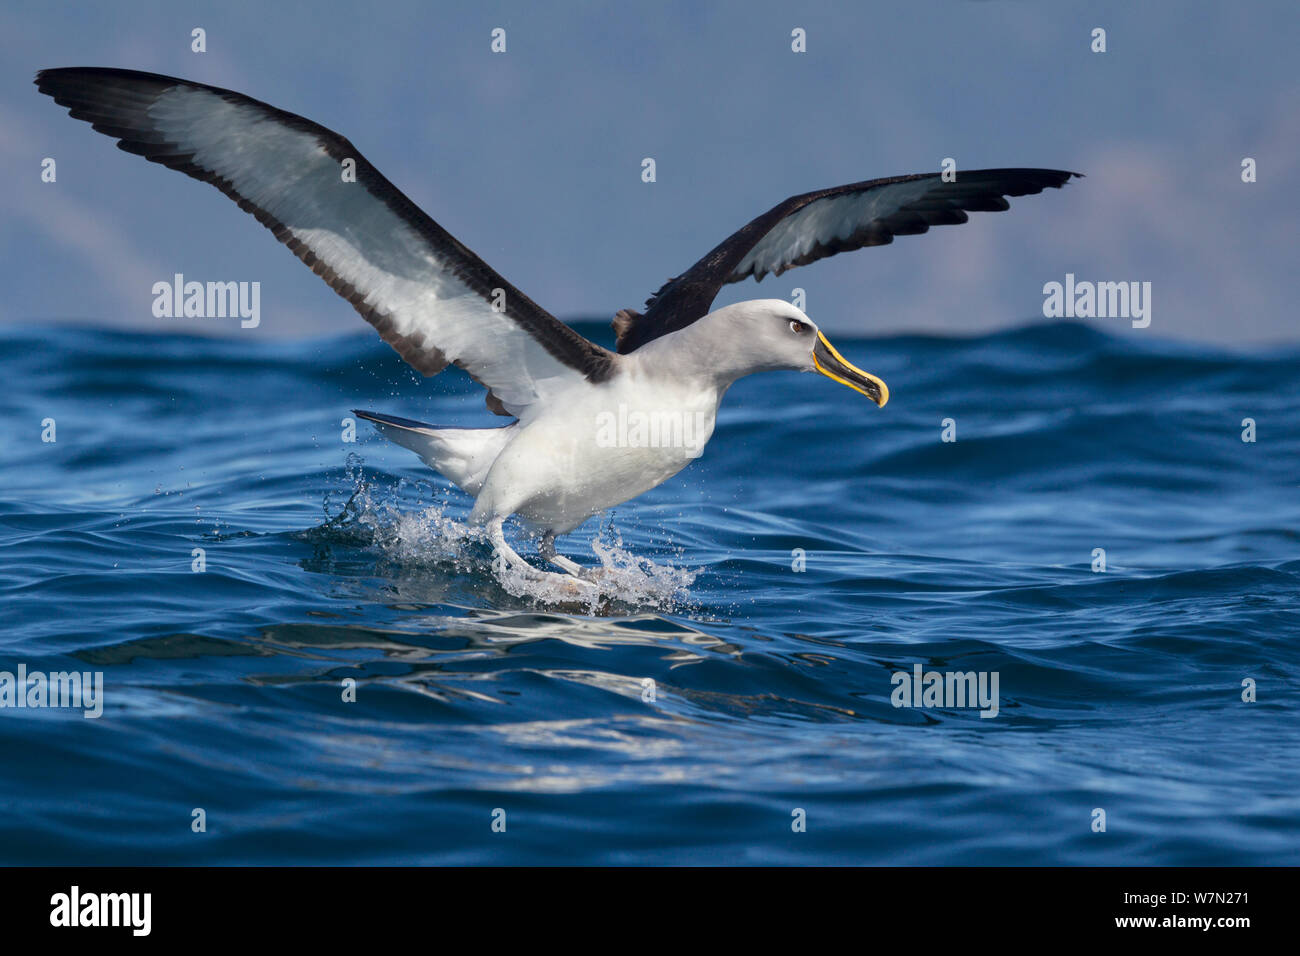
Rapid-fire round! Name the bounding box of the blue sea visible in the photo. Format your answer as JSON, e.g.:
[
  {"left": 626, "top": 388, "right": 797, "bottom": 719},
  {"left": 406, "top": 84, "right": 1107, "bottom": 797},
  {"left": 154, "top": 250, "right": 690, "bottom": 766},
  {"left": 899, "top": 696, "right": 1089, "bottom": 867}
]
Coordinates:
[{"left": 1, "top": 319, "right": 1297, "bottom": 865}]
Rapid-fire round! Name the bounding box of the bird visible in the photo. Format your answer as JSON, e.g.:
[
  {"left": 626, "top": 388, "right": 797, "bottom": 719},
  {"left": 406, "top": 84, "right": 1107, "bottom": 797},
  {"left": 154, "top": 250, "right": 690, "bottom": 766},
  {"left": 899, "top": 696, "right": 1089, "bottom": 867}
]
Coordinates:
[{"left": 36, "top": 67, "right": 1079, "bottom": 589}]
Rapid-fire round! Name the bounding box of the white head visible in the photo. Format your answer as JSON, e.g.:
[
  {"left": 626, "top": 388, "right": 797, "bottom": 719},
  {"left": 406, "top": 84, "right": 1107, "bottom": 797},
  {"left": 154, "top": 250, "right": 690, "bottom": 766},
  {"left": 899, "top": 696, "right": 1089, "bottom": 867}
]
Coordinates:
[{"left": 677, "top": 299, "right": 889, "bottom": 406}]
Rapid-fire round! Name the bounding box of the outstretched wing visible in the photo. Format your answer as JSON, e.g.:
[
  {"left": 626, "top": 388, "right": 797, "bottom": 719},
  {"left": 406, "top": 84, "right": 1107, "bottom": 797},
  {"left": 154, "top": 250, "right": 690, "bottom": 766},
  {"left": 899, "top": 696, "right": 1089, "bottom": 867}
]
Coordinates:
[
  {"left": 36, "top": 67, "right": 614, "bottom": 416},
  {"left": 615, "top": 168, "right": 1080, "bottom": 353}
]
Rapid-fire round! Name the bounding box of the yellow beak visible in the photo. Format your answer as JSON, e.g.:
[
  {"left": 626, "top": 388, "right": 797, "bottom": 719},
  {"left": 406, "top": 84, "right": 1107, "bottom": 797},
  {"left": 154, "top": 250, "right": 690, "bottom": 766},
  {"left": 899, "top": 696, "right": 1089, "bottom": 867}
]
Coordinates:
[{"left": 812, "top": 331, "right": 889, "bottom": 407}]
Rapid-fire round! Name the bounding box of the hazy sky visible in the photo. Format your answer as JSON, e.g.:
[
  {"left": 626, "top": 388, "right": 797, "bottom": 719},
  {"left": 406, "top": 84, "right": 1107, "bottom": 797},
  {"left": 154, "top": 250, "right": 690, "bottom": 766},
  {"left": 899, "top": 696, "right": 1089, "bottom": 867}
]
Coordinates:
[{"left": 1, "top": 0, "right": 1296, "bottom": 345}]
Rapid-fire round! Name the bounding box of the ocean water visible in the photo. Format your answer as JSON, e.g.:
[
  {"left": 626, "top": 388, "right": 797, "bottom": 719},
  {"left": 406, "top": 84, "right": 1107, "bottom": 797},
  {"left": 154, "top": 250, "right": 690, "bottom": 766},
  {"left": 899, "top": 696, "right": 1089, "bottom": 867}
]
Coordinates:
[{"left": 1, "top": 319, "right": 1297, "bottom": 865}]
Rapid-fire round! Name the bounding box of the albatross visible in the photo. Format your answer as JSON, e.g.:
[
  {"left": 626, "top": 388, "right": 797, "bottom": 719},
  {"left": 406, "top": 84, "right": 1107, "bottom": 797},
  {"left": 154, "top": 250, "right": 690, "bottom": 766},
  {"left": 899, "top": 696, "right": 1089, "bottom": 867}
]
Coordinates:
[{"left": 37, "top": 67, "right": 1079, "bottom": 587}]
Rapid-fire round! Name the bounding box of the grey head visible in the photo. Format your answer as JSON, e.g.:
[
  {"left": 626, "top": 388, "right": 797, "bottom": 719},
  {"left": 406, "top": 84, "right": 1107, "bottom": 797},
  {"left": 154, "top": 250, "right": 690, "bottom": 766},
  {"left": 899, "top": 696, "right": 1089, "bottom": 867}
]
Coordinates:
[{"left": 664, "top": 298, "right": 889, "bottom": 405}]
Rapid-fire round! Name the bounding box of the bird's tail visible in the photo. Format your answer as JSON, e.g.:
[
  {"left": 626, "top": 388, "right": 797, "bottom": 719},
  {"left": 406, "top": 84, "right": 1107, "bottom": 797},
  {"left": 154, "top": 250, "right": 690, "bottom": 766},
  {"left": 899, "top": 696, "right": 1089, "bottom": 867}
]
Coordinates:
[{"left": 352, "top": 410, "right": 513, "bottom": 495}]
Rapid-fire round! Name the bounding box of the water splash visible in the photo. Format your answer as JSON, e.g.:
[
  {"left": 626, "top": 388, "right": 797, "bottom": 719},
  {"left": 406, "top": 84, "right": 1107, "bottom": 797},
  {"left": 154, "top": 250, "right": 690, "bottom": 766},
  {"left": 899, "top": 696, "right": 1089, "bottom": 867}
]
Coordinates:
[
  {"left": 312, "top": 462, "right": 697, "bottom": 611},
  {"left": 493, "top": 524, "right": 697, "bottom": 611}
]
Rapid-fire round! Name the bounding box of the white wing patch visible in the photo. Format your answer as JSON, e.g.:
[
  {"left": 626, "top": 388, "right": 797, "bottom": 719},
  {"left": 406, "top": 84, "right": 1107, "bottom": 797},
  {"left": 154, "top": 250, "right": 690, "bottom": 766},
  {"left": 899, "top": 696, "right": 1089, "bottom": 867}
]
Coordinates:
[
  {"left": 733, "top": 179, "right": 933, "bottom": 281},
  {"left": 145, "top": 86, "right": 580, "bottom": 414}
]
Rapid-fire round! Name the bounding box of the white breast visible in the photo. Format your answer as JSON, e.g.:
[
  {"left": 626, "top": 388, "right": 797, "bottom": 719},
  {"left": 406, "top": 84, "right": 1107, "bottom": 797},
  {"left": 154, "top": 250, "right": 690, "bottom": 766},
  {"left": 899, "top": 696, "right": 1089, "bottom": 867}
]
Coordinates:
[{"left": 471, "top": 365, "right": 722, "bottom": 533}]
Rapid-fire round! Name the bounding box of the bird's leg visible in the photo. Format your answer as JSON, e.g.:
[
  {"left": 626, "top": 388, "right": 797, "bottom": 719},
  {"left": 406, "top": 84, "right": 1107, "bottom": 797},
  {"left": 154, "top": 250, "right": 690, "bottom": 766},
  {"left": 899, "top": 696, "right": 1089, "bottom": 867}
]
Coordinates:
[
  {"left": 539, "top": 531, "right": 585, "bottom": 577},
  {"left": 488, "top": 517, "right": 534, "bottom": 574},
  {"left": 488, "top": 519, "right": 595, "bottom": 592}
]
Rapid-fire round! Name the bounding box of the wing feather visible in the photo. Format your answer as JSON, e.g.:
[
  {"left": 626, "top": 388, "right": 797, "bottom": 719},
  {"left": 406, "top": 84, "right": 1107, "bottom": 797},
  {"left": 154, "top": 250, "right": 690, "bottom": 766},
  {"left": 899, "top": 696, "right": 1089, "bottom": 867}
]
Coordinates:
[
  {"left": 37, "top": 67, "right": 615, "bottom": 416},
  {"left": 618, "top": 168, "right": 1079, "bottom": 352}
]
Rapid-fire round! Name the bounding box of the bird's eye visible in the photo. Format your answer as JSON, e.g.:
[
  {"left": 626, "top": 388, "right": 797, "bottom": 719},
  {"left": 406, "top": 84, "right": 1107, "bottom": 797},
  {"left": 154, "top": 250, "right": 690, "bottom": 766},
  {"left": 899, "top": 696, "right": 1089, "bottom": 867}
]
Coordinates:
[{"left": 789, "top": 320, "right": 805, "bottom": 334}]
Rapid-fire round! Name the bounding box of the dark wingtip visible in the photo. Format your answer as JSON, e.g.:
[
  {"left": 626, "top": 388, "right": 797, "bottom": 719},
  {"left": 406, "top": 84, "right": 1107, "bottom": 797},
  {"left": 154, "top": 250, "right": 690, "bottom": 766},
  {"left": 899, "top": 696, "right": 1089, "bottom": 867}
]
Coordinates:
[
  {"left": 35, "top": 66, "right": 96, "bottom": 90},
  {"left": 1026, "top": 168, "right": 1083, "bottom": 189}
]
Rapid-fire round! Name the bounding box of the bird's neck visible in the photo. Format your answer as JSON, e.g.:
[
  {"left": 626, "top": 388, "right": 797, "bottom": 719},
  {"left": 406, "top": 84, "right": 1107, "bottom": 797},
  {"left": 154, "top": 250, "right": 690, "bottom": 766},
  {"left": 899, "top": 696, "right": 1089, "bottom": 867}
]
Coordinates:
[{"left": 631, "top": 322, "right": 764, "bottom": 391}]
